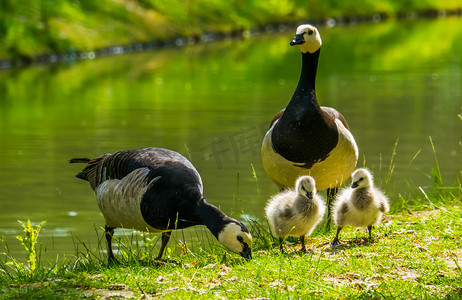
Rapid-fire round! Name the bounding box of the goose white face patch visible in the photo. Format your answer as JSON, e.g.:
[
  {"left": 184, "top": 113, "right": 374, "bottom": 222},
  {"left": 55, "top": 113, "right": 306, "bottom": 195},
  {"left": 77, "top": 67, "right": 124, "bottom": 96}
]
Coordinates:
[
  {"left": 295, "top": 24, "right": 322, "bottom": 54},
  {"left": 217, "top": 223, "right": 252, "bottom": 255}
]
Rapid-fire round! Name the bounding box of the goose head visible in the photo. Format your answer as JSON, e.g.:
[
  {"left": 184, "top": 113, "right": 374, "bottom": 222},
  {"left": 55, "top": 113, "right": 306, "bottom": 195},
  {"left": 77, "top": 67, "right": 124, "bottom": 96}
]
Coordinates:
[
  {"left": 218, "top": 222, "right": 253, "bottom": 259},
  {"left": 296, "top": 175, "right": 317, "bottom": 199},
  {"left": 351, "top": 168, "right": 373, "bottom": 189},
  {"left": 290, "top": 24, "right": 322, "bottom": 54}
]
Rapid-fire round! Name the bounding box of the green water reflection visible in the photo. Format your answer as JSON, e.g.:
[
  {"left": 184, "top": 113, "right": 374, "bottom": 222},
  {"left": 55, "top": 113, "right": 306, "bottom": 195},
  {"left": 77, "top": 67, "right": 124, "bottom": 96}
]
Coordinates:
[{"left": 0, "top": 17, "right": 461, "bottom": 260}]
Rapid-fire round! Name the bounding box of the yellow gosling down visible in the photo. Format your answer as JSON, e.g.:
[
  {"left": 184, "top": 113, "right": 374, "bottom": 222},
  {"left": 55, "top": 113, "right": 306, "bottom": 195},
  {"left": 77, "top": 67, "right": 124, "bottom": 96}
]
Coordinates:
[
  {"left": 265, "top": 176, "right": 326, "bottom": 252},
  {"left": 331, "top": 168, "right": 390, "bottom": 247}
]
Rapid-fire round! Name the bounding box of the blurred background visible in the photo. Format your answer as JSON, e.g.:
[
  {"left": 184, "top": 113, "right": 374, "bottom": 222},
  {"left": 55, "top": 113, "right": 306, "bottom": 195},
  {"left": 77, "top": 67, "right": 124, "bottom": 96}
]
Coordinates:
[{"left": 1, "top": 0, "right": 461, "bottom": 261}]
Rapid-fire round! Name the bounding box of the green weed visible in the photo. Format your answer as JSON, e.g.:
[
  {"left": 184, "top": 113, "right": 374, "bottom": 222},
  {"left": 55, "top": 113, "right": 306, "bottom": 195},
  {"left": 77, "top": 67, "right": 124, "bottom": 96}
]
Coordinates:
[
  {"left": 384, "top": 138, "right": 399, "bottom": 193},
  {"left": 16, "top": 220, "right": 46, "bottom": 273}
]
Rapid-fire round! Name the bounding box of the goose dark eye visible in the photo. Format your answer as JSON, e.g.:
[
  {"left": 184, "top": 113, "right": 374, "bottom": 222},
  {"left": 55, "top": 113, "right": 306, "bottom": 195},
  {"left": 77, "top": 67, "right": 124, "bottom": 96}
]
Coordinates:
[
  {"left": 307, "top": 29, "right": 314, "bottom": 35},
  {"left": 237, "top": 236, "right": 244, "bottom": 243}
]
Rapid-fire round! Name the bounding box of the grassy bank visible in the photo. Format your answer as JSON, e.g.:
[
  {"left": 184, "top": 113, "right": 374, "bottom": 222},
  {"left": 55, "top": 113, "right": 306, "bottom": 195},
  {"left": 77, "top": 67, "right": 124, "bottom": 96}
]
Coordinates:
[
  {"left": 1, "top": 0, "right": 462, "bottom": 62},
  {"left": 1, "top": 179, "right": 461, "bottom": 299}
]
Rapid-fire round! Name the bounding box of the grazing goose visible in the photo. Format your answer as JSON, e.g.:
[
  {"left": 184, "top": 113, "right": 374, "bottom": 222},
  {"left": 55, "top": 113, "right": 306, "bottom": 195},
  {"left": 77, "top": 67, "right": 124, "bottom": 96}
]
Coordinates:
[
  {"left": 331, "top": 168, "right": 389, "bottom": 246},
  {"left": 265, "top": 176, "right": 326, "bottom": 252},
  {"left": 261, "top": 24, "right": 358, "bottom": 218},
  {"left": 70, "top": 147, "right": 252, "bottom": 261}
]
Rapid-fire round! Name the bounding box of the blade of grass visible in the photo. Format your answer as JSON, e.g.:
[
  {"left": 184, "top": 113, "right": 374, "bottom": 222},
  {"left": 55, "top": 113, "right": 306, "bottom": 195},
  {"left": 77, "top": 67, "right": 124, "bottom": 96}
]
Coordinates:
[
  {"left": 429, "top": 136, "right": 443, "bottom": 186},
  {"left": 385, "top": 138, "right": 399, "bottom": 192}
]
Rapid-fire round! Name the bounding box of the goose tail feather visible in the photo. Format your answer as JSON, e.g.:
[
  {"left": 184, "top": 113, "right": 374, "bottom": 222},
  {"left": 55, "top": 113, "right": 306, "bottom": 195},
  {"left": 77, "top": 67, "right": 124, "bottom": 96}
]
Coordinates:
[
  {"left": 69, "top": 158, "right": 91, "bottom": 164},
  {"left": 69, "top": 154, "right": 112, "bottom": 184}
]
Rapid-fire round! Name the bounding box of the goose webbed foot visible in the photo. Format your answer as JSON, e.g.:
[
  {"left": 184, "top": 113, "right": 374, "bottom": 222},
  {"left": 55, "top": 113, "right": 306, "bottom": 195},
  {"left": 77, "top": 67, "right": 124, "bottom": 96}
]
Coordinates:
[
  {"left": 152, "top": 258, "right": 179, "bottom": 266},
  {"left": 331, "top": 237, "right": 343, "bottom": 248},
  {"left": 331, "top": 226, "right": 343, "bottom": 248}
]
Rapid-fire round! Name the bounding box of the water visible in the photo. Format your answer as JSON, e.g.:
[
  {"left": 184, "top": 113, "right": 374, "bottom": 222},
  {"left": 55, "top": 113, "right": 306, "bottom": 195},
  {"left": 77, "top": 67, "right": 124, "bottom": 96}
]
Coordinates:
[{"left": 1, "top": 18, "right": 461, "bottom": 261}]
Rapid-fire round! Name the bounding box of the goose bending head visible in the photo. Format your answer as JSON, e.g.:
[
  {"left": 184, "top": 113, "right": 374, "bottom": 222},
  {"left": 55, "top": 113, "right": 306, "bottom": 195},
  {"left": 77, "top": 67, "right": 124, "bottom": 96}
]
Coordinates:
[
  {"left": 296, "top": 175, "right": 317, "bottom": 200},
  {"left": 218, "top": 222, "right": 253, "bottom": 259},
  {"left": 290, "top": 24, "right": 322, "bottom": 54},
  {"left": 351, "top": 168, "right": 373, "bottom": 189}
]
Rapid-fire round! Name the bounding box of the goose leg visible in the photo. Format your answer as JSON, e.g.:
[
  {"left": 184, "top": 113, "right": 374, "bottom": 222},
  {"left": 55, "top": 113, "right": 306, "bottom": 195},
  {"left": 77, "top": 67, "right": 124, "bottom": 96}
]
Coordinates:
[
  {"left": 368, "top": 225, "right": 373, "bottom": 240},
  {"left": 156, "top": 231, "right": 172, "bottom": 259},
  {"left": 279, "top": 237, "right": 284, "bottom": 252},
  {"left": 300, "top": 235, "right": 306, "bottom": 252},
  {"left": 331, "top": 226, "right": 343, "bottom": 247},
  {"left": 326, "top": 187, "right": 338, "bottom": 220},
  {"left": 104, "top": 225, "right": 116, "bottom": 263},
  {"left": 324, "top": 187, "right": 339, "bottom": 232}
]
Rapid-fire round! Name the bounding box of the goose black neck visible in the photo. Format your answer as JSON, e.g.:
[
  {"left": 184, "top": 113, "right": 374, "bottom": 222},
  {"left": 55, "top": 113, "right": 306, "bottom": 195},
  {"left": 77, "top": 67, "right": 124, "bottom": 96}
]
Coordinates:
[
  {"left": 196, "top": 199, "right": 230, "bottom": 239},
  {"left": 271, "top": 48, "right": 339, "bottom": 167},
  {"left": 282, "top": 49, "right": 321, "bottom": 122},
  {"left": 296, "top": 49, "right": 320, "bottom": 92}
]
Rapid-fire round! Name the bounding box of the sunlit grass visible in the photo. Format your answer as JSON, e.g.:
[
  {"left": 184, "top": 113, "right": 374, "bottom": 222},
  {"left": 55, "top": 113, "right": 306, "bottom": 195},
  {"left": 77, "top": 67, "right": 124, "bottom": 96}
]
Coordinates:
[
  {"left": 1, "top": 142, "right": 461, "bottom": 298},
  {"left": 1, "top": 115, "right": 461, "bottom": 298},
  {"left": 1, "top": 203, "right": 461, "bottom": 298}
]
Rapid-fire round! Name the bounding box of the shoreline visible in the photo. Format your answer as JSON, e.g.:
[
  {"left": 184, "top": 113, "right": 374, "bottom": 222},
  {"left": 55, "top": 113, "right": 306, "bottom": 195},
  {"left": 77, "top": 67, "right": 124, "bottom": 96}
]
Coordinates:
[{"left": 1, "top": 7, "right": 461, "bottom": 71}]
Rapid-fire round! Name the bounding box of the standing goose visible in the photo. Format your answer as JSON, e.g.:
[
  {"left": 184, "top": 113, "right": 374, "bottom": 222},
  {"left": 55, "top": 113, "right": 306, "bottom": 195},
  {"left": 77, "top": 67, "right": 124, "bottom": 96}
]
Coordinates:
[
  {"left": 331, "top": 168, "right": 389, "bottom": 246},
  {"left": 261, "top": 24, "right": 358, "bottom": 217},
  {"left": 265, "top": 176, "right": 326, "bottom": 252},
  {"left": 70, "top": 147, "right": 252, "bottom": 262}
]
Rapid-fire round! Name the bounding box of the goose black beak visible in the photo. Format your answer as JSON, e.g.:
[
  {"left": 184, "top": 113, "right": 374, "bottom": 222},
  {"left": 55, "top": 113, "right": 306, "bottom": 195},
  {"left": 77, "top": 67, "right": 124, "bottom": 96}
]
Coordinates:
[
  {"left": 290, "top": 34, "right": 305, "bottom": 46},
  {"left": 240, "top": 247, "right": 252, "bottom": 260},
  {"left": 351, "top": 182, "right": 359, "bottom": 189},
  {"left": 306, "top": 192, "right": 313, "bottom": 199}
]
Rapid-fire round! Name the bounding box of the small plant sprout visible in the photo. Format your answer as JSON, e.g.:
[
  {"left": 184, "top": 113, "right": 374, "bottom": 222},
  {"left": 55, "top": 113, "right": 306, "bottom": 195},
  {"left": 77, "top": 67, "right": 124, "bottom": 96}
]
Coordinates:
[{"left": 16, "top": 220, "right": 46, "bottom": 272}]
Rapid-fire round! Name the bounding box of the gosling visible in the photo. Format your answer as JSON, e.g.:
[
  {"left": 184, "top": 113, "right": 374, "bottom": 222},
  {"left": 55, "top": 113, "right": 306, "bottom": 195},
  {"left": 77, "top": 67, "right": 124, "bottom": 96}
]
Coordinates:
[
  {"left": 265, "top": 176, "right": 326, "bottom": 252},
  {"left": 331, "top": 168, "right": 389, "bottom": 246}
]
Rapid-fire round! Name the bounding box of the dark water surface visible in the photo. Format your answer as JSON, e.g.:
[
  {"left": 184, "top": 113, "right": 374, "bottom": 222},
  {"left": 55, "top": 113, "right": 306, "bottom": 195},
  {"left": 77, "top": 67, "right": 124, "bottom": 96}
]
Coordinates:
[{"left": 1, "top": 18, "right": 461, "bottom": 261}]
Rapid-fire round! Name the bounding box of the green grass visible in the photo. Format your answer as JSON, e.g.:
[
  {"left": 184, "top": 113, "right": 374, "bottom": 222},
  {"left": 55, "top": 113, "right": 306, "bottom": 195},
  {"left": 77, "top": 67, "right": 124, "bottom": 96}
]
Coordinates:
[
  {"left": 1, "top": 183, "right": 461, "bottom": 299},
  {"left": 1, "top": 135, "right": 461, "bottom": 298}
]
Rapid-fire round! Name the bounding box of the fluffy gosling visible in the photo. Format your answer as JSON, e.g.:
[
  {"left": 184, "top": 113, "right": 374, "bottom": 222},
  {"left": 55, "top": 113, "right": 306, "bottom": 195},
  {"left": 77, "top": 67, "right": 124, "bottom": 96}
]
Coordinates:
[
  {"left": 331, "top": 168, "right": 389, "bottom": 246},
  {"left": 265, "top": 176, "right": 326, "bottom": 252}
]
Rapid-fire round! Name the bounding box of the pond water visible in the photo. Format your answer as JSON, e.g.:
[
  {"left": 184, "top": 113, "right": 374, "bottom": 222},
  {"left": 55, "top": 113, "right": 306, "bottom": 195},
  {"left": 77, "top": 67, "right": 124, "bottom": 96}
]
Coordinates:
[{"left": 1, "top": 17, "right": 461, "bottom": 261}]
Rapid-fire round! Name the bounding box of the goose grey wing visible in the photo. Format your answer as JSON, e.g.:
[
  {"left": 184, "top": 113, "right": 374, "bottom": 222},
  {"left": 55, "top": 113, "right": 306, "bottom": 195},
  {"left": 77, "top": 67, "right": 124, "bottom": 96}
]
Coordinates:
[
  {"left": 102, "top": 148, "right": 203, "bottom": 194},
  {"left": 321, "top": 106, "right": 350, "bottom": 130},
  {"left": 96, "top": 167, "right": 161, "bottom": 202}
]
